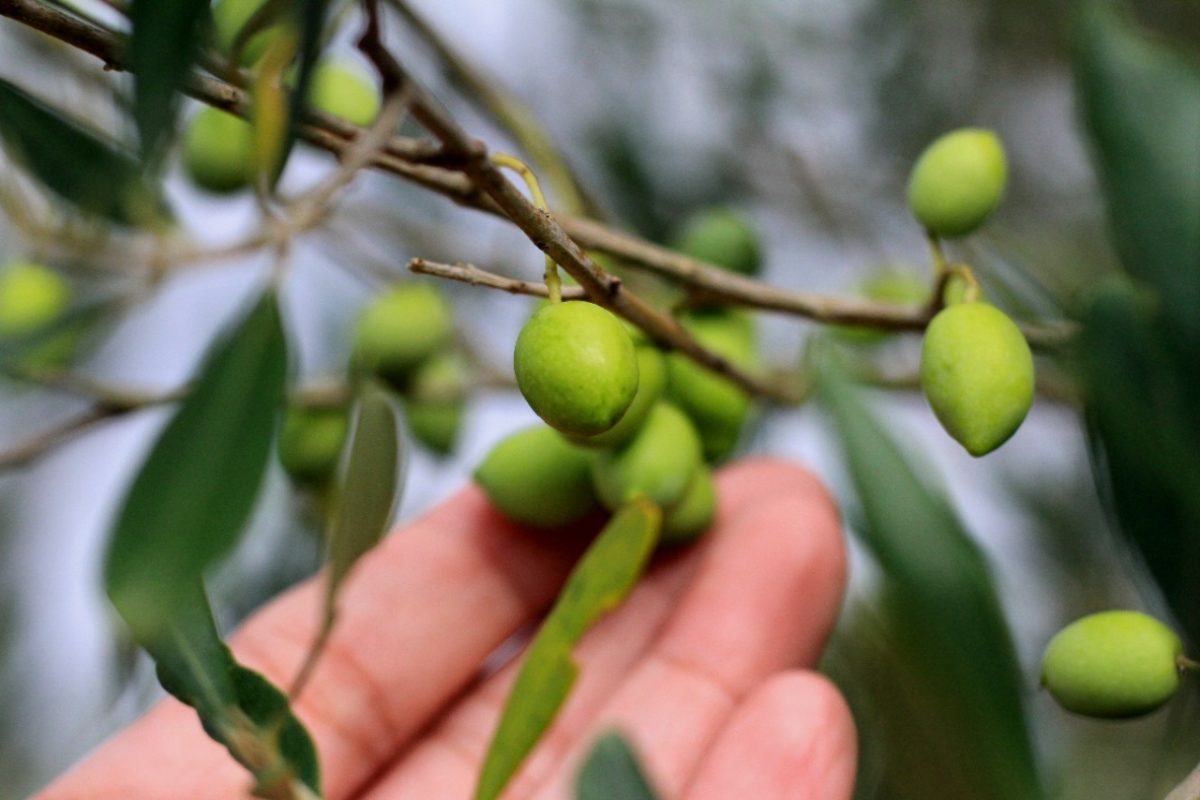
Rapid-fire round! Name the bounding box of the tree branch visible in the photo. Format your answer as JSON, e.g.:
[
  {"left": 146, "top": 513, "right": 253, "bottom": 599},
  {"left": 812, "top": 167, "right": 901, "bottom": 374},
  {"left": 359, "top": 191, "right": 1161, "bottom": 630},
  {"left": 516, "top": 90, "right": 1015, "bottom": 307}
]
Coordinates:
[{"left": 409, "top": 257, "right": 586, "bottom": 300}]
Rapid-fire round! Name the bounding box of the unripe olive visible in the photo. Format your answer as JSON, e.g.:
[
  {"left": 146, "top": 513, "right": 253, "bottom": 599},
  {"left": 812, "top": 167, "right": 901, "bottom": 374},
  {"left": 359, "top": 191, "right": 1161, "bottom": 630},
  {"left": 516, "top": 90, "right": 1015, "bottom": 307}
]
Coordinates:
[
  {"left": 673, "top": 208, "right": 762, "bottom": 275},
  {"left": 310, "top": 61, "right": 381, "bottom": 127},
  {"left": 474, "top": 425, "right": 598, "bottom": 528},
  {"left": 514, "top": 301, "right": 639, "bottom": 437},
  {"left": 666, "top": 312, "right": 757, "bottom": 462},
  {"left": 352, "top": 284, "right": 454, "bottom": 388},
  {"left": 0, "top": 262, "right": 71, "bottom": 338},
  {"left": 832, "top": 270, "right": 927, "bottom": 344},
  {"left": 920, "top": 301, "right": 1033, "bottom": 457},
  {"left": 1041, "top": 610, "right": 1183, "bottom": 719},
  {"left": 591, "top": 402, "right": 702, "bottom": 510},
  {"left": 182, "top": 107, "right": 254, "bottom": 194},
  {"left": 277, "top": 405, "right": 348, "bottom": 485},
  {"left": 906, "top": 128, "right": 1007, "bottom": 239},
  {"left": 212, "top": 0, "right": 277, "bottom": 67},
  {"left": 570, "top": 346, "right": 666, "bottom": 449},
  {"left": 404, "top": 351, "right": 468, "bottom": 455},
  {"left": 661, "top": 465, "right": 715, "bottom": 545}
]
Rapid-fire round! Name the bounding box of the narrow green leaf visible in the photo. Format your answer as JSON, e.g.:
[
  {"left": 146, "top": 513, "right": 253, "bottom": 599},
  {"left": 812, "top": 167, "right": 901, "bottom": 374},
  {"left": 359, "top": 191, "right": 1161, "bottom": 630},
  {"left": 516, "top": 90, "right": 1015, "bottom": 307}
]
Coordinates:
[
  {"left": 1074, "top": 2, "right": 1200, "bottom": 341},
  {"left": 148, "top": 584, "right": 322, "bottom": 797},
  {"left": 0, "top": 78, "right": 164, "bottom": 225},
  {"left": 280, "top": 0, "right": 330, "bottom": 185},
  {"left": 1080, "top": 282, "right": 1200, "bottom": 644},
  {"left": 325, "top": 381, "right": 403, "bottom": 605},
  {"left": 576, "top": 732, "right": 661, "bottom": 800},
  {"left": 129, "top": 0, "right": 210, "bottom": 165},
  {"left": 818, "top": 363, "right": 1043, "bottom": 800},
  {"left": 104, "top": 291, "right": 287, "bottom": 641},
  {"left": 475, "top": 499, "right": 662, "bottom": 800}
]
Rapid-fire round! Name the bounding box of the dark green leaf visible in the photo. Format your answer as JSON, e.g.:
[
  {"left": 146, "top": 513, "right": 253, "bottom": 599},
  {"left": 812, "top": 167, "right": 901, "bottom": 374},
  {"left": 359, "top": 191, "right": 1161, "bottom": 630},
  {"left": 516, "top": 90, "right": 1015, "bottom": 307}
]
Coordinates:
[
  {"left": 280, "top": 0, "right": 330, "bottom": 185},
  {"left": 1074, "top": 3, "right": 1200, "bottom": 341},
  {"left": 129, "top": 0, "right": 211, "bottom": 165},
  {"left": 104, "top": 291, "right": 287, "bottom": 641},
  {"left": 0, "top": 78, "right": 164, "bottom": 225},
  {"left": 325, "top": 381, "right": 403, "bottom": 605},
  {"left": 1080, "top": 281, "right": 1200, "bottom": 644},
  {"left": 148, "top": 584, "right": 322, "bottom": 797},
  {"left": 475, "top": 498, "right": 662, "bottom": 800},
  {"left": 818, "top": 362, "right": 1043, "bottom": 800},
  {"left": 576, "top": 732, "right": 660, "bottom": 800}
]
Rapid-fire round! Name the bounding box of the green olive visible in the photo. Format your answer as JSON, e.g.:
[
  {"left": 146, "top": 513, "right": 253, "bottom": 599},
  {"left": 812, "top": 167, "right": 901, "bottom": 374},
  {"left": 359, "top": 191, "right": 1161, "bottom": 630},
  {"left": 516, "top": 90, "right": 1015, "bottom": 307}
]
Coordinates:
[
  {"left": 920, "top": 301, "right": 1033, "bottom": 456},
  {"left": 277, "top": 405, "right": 348, "bottom": 485},
  {"left": 310, "top": 61, "right": 381, "bottom": 127},
  {"left": 1041, "top": 610, "right": 1183, "bottom": 719},
  {"left": 474, "top": 425, "right": 598, "bottom": 528},
  {"left": 404, "top": 351, "right": 468, "bottom": 456},
  {"left": 514, "top": 301, "right": 639, "bottom": 437},
  {"left": 352, "top": 284, "right": 454, "bottom": 389},
  {"left": 673, "top": 208, "right": 762, "bottom": 275},
  {"left": 591, "top": 402, "right": 702, "bottom": 510},
  {"left": 666, "top": 311, "right": 757, "bottom": 462},
  {"left": 832, "top": 269, "right": 928, "bottom": 344},
  {"left": 212, "top": 0, "right": 278, "bottom": 67},
  {"left": 661, "top": 465, "right": 715, "bottom": 545},
  {"left": 0, "top": 262, "right": 71, "bottom": 338},
  {"left": 907, "top": 128, "right": 1007, "bottom": 239},
  {"left": 182, "top": 107, "right": 254, "bottom": 194},
  {"left": 570, "top": 346, "right": 666, "bottom": 449}
]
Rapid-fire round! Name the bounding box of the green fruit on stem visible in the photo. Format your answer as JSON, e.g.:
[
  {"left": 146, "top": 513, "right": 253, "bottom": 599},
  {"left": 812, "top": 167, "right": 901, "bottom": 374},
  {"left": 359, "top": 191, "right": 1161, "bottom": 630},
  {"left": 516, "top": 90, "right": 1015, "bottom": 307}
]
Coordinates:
[
  {"left": 907, "top": 128, "right": 1007, "bottom": 239},
  {"left": 1041, "top": 610, "right": 1183, "bottom": 719},
  {"left": 514, "top": 301, "right": 639, "bottom": 437},
  {"left": 661, "top": 465, "right": 715, "bottom": 544},
  {"left": 212, "top": 0, "right": 277, "bottom": 66},
  {"left": 182, "top": 107, "right": 254, "bottom": 194},
  {"left": 277, "top": 405, "right": 348, "bottom": 485},
  {"left": 920, "top": 301, "right": 1033, "bottom": 456},
  {"left": 404, "top": 351, "right": 468, "bottom": 455},
  {"left": 352, "top": 283, "right": 454, "bottom": 388},
  {"left": 570, "top": 346, "right": 666, "bottom": 449},
  {"left": 474, "top": 425, "right": 598, "bottom": 528},
  {"left": 0, "top": 262, "right": 71, "bottom": 338},
  {"left": 666, "top": 312, "right": 757, "bottom": 462},
  {"left": 591, "top": 402, "right": 702, "bottom": 510},
  {"left": 310, "top": 61, "right": 381, "bottom": 127},
  {"left": 673, "top": 208, "right": 762, "bottom": 275}
]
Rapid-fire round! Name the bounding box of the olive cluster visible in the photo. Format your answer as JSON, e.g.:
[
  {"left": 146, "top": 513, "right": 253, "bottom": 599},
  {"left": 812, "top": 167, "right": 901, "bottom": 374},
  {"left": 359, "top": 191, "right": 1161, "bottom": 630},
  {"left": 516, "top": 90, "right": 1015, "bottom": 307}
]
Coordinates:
[
  {"left": 276, "top": 283, "right": 467, "bottom": 488},
  {"left": 908, "top": 128, "right": 1035, "bottom": 457},
  {"left": 475, "top": 211, "right": 762, "bottom": 544},
  {"left": 182, "top": 0, "right": 382, "bottom": 194}
]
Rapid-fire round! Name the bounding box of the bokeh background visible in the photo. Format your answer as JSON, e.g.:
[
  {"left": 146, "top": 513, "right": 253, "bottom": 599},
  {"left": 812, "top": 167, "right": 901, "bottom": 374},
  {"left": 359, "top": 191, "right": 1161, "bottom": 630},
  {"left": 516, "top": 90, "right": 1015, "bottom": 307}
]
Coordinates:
[{"left": 1, "top": 0, "right": 1199, "bottom": 797}]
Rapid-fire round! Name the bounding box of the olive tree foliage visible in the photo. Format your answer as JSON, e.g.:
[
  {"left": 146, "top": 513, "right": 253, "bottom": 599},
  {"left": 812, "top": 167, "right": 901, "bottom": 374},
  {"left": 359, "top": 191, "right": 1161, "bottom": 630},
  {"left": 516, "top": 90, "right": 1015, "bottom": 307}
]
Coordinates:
[{"left": 0, "top": 0, "right": 1197, "bottom": 798}]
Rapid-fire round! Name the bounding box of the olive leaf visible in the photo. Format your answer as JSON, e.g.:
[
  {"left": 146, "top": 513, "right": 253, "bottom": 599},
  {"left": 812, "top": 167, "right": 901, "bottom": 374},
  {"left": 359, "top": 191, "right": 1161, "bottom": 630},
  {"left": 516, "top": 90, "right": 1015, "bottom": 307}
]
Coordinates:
[
  {"left": 0, "top": 78, "right": 164, "bottom": 226},
  {"left": 575, "top": 732, "right": 661, "bottom": 800},
  {"left": 104, "top": 290, "right": 287, "bottom": 641},
  {"left": 325, "top": 380, "right": 404, "bottom": 605},
  {"left": 1075, "top": 4, "right": 1200, "bottom": 646},
  {"left": 147, "top": 584, "right": 322, "bottom": 798},
  {"left": 818, "top": 358, "right": 1043, "bottom": 800},
  {"left": 1074, "top": 1, "right": 1200, "bottom": 343},
  {"left": 129, "top": 0, "right": 211, "bottom": 165},
  {"left": 475, "top": 498, "right": 662, "bottom": 800}
]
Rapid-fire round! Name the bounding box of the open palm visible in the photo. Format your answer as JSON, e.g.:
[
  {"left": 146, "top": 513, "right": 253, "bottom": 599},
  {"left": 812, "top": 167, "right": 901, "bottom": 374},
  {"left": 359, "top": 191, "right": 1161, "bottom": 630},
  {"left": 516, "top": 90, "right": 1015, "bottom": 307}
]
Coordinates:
[{"left": 37, "top": 459, "right": 855, "bottom": 800}]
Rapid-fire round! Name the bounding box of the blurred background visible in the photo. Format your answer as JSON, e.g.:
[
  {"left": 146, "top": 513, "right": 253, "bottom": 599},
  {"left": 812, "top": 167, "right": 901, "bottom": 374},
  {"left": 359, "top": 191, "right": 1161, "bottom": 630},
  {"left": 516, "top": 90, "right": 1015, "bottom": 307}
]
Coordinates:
[{"left": 1, "top": 0, "right": 1199, "bottom": 797}]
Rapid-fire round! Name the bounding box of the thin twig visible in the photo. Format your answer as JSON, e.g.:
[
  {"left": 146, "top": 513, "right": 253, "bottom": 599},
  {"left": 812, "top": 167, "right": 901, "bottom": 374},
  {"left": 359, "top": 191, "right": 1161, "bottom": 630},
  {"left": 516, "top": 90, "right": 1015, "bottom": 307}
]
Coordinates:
[{"left": 409, "top": 257, "right": 586, "bottom": 300}]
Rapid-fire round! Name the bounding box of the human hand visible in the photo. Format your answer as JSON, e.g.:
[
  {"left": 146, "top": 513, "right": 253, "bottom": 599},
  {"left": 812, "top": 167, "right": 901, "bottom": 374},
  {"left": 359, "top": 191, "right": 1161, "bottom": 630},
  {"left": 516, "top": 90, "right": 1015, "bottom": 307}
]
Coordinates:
[{"left": 37, "top": 458, "right": 855, "bottom": 800}]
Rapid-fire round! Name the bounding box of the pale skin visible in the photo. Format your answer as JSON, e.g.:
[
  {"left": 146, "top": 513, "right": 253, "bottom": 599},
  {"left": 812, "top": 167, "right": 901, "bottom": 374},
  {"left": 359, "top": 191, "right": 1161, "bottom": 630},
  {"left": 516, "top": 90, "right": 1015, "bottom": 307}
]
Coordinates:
[{"left": 36, "top": 458, "right": 856, "bottom": 800}]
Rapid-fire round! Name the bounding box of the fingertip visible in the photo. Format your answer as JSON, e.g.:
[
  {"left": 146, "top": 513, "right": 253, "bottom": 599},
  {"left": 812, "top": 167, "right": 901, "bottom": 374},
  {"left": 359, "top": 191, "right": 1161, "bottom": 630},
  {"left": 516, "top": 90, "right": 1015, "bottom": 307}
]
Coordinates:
[
  {"left": 684, "top": 670, "right": 858, "bottom": 800},
  {"left": 714, "top": 458, "right": 841, "bottom": 528}
]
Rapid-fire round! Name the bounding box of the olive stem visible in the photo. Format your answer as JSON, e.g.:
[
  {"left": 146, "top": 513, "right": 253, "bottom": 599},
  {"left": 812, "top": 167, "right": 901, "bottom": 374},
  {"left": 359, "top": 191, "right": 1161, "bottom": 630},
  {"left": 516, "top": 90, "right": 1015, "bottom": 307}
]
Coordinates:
[
  {"left": 926, "top": 232, "right": 948, "bottom": 274},
  {"left": 490, "top": 152, "right": 562, "bottom": 304}
]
